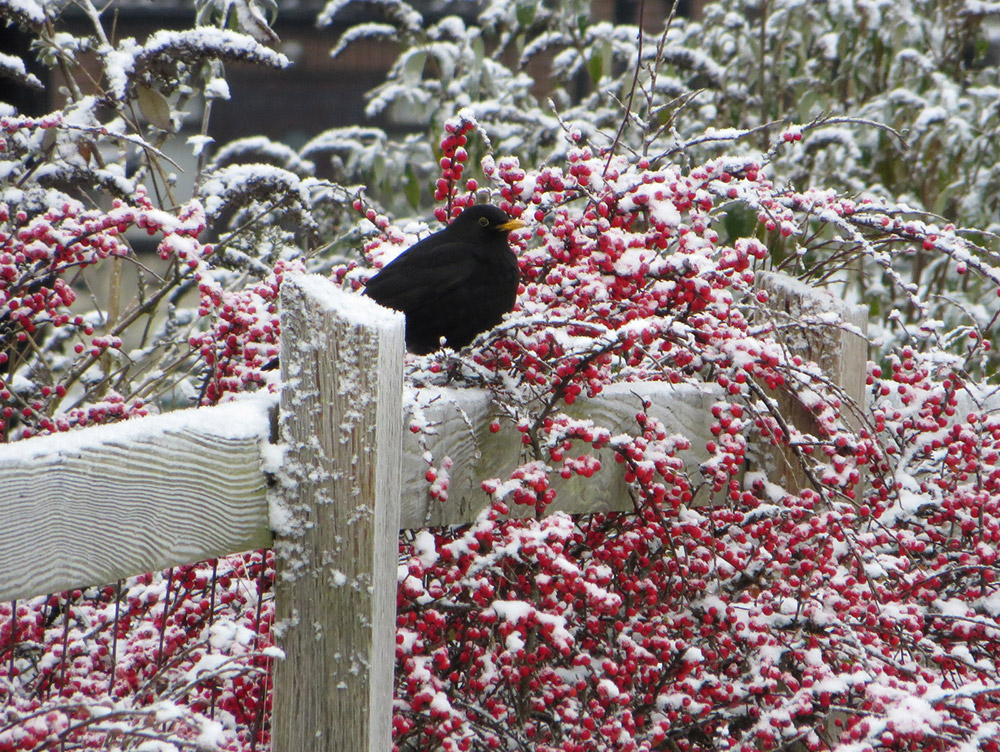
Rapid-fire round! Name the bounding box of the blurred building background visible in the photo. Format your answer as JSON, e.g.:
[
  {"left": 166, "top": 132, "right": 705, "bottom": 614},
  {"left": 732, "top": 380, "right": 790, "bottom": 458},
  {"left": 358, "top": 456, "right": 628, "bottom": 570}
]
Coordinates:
[{"left": 2, "top": 0, "right": 703, "bottom": 148}]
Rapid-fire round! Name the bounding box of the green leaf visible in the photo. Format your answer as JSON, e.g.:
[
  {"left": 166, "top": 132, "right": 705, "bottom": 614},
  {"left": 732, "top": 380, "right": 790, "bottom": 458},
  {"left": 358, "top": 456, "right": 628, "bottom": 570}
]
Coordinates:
[
  {"left": 797, "top": 89, "right": 820, "bottom": 120},
  {"left": 587, "top": 49, "right": 603, "bottom": 83},
  {"left": 136, "top": 85, "right": 173, "bottom": 132},
  {"left": 721, "top": 202, "right": 758, "bottom": 242},
  {"left": 41, "top": 126, "right": 58, "bottom": 152},
  {"left": 403, "top": 50, "right": 427, "bottom": 84},
  {"left": 404, "top": 164, "right": 421, "bottom": 209},
  {"left": 516, "top": 1, "right": 536, "bottom": 27}
]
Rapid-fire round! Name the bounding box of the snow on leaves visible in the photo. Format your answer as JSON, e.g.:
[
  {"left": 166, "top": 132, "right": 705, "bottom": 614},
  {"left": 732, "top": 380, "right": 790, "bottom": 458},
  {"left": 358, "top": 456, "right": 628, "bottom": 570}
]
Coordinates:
[
  {"left": 0, "top": 51, "right": 42, "bottom": 92},
  {"left": 101, "top": 28, "right": 289, "bottom": 101},
  {"left": 0, "top": 0, "right": 47, "bottom": 28}
]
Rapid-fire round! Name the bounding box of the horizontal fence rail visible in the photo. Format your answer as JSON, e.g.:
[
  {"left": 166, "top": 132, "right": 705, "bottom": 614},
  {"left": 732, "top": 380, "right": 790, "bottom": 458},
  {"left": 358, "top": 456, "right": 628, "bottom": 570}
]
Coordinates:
[
  {"left": 0, "top": 399, "right": 273, "bottom": 603},
  {"left": 0, "top": 380, "right": 736, "bottom": 596},
  {"left": 0, "top": 377, "right": 727, "bottom": 601}
]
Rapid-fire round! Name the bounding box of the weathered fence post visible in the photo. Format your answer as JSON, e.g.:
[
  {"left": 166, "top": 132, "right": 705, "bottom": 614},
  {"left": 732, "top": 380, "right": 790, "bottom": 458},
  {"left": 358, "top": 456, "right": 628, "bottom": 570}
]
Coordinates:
[
  {"left": 756, "top": 272, "right": 869, "bottom": 491},
  {"left": 271, "top": 274, "right": 404, "bottom": 752}
]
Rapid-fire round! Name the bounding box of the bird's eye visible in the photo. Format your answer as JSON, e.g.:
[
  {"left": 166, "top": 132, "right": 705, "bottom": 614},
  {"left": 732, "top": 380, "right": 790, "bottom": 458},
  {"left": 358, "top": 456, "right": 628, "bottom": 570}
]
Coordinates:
[{"left": 479, "top": 216, "right": 490, "bottom": 227}]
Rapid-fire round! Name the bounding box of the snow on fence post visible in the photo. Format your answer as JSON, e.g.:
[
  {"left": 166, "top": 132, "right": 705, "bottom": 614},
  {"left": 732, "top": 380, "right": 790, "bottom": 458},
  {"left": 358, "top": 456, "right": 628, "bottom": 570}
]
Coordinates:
[
  {"left": 270, "top": 274, "right": 404, "bottom": 752},
  {"left": 756, "top": 272, "right": 869, "bottom": 491}
]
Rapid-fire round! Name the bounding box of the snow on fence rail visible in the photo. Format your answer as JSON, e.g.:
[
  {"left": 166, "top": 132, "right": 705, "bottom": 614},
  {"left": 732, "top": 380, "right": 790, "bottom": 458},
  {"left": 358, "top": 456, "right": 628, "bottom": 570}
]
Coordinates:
[{"left": 0, "top": 271, "right": 867, "bottom": 751}]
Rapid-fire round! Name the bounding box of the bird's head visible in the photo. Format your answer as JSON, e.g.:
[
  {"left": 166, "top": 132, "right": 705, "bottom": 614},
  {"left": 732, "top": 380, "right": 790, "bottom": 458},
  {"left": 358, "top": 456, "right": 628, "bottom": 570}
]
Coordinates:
[{"left": 453, "top": 204, "right": 527, "bottom": 235}]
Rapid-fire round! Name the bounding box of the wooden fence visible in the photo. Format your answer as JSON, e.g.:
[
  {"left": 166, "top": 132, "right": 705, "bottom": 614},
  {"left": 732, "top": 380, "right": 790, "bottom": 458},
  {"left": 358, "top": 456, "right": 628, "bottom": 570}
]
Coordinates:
[{"left": 0, "top": 271, "right": 867, "bottom": 751}]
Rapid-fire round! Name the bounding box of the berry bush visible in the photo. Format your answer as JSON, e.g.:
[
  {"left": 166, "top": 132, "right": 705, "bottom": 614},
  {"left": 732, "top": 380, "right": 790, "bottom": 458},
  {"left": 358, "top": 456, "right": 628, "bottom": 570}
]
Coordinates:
[{"left": 373, "top": 115, "right": 1000, "bottom": 752}]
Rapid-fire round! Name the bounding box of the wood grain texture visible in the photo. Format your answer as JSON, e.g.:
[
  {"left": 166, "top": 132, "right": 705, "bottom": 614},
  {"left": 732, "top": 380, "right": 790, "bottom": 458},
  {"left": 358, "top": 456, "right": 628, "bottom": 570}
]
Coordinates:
[
  {"left": 400, "top": 382, "right": 721, "bottom": 528},
  {"left": 0, "top": 400, "right": 273, "bottom": 603},
  {"left": 757, "top": 272, "right": 868, "bottom": 406},
  {"left": 270, "top": 274, "right": 404, "bottom": 752},
  {"left": 756, "top": 272, "right": 870, "bottom": 489}
]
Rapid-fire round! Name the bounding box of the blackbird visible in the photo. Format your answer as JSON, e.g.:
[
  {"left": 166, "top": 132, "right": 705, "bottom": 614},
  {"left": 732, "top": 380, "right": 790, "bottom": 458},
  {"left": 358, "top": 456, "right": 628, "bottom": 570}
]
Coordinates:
[{"left": 363, "top": 204, "right": 525, "bottom": 355}]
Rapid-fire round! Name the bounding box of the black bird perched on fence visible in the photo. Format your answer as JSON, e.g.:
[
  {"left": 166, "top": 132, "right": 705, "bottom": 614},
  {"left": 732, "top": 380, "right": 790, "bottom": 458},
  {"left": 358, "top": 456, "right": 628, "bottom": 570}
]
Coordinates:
[{"left": 363, "top": 204, "right": 526, "bottom": 355}]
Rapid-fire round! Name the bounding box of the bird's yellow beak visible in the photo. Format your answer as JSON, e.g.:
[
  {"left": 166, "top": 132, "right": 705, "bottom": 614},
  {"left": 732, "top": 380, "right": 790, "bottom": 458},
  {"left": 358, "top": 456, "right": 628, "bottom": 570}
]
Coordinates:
[{"left": 499, "top": 218, "right": 527, "bottom": 231}]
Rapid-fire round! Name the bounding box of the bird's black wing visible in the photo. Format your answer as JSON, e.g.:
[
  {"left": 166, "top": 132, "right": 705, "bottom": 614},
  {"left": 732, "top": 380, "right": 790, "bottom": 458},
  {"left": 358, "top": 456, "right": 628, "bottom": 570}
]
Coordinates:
[{"left": 363, "top": 237, "right": 480, "bottom": 312}]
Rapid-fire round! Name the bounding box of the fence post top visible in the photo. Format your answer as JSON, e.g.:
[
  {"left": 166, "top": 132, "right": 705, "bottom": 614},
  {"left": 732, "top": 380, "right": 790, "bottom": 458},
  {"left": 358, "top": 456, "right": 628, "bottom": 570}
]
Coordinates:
[{"left": 280, "top": 272, "right": 403, "bottom": 331}]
